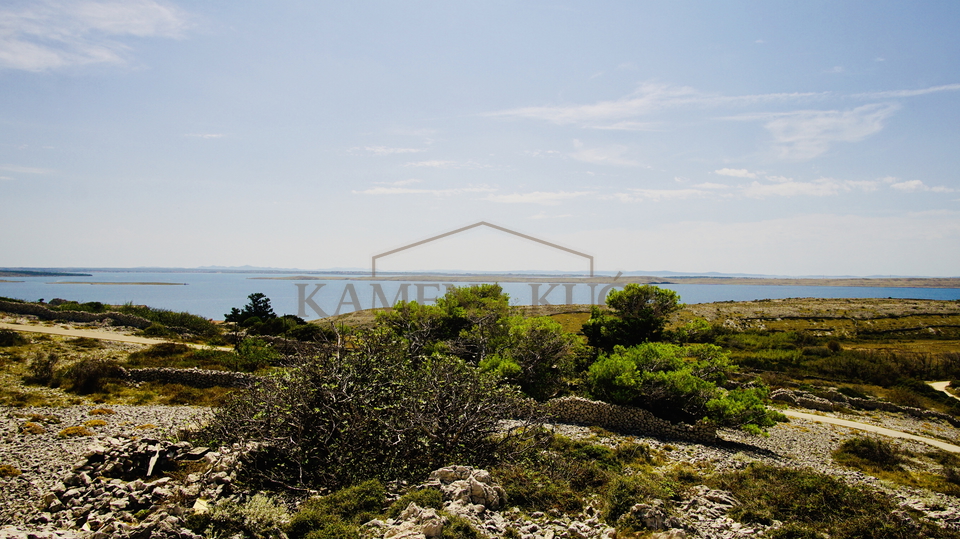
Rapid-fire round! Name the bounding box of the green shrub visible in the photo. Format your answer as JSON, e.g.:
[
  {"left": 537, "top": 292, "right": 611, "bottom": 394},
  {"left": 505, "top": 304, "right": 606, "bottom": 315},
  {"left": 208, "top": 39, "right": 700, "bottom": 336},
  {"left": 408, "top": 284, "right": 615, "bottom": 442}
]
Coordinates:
[
  {"left": 602, "top": 475, "right": 675, "bottom": 524},
  {"left": 199, "top": 343, "right": 541, "bottom": 490},
  {"left": 586, "top": 342, "right": 780, "bottom": 432},
  {"left": 492, "top": 463, "right": 584, "bottom": 515},
  {"left": 59, "top": 357, "right": 124, "bottom": 394},
  {"left": 386, "top": 488, "right": 443, "bottom": 519},
  {"left": 288, "top": 481, "right": 384, "bottom": 539},
  {"left": 23, "top": 352, "right": 59, "bottom": 385},
  {"left": 832, "top": 437, "right": 905, "bottom": 471},
  {"left": 118, "top": 303, "right": 220, "bottom": 338},
  {"left": 704, "top": 464, "right": 960, "bottom": 538},
  {"left": 438, "top": 515, "right": 483, "bottom": 539},
  {"left": 233, "top": 338, "right": 282, "bottom": 371},
  {"left": 0, "top": 329, "right": 27, "bottom": 347},
  {"left": 200, "top": 494, "right": 290, "bottom": 539}
]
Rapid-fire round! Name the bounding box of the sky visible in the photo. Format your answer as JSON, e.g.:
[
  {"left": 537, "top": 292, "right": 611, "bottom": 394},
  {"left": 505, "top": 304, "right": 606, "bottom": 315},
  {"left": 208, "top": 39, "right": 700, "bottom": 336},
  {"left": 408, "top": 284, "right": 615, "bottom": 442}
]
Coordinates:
[{"left": 1, "top": 0, "right": 959, "bottom": 277}]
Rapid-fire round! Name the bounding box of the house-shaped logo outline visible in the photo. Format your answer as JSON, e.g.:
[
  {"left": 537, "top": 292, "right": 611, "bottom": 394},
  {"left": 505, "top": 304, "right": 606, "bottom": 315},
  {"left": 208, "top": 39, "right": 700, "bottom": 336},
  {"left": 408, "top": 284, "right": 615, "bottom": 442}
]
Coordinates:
[{"left": 371, "top": 221, "right": 594, "bottom": 277}]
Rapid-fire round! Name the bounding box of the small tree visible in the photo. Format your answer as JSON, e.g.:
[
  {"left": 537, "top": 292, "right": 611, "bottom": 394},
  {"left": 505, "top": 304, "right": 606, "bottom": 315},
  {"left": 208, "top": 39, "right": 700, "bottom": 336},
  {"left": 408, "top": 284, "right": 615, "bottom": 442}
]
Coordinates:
[
  {"left": 480, "top": 316, "right": 582, "bottom": 401},
  {"left": 225, "top": 293, "right": 278, "bottom": 325},
  {"left": 582, "top": 284, "right": 682, "bottom": 351}
]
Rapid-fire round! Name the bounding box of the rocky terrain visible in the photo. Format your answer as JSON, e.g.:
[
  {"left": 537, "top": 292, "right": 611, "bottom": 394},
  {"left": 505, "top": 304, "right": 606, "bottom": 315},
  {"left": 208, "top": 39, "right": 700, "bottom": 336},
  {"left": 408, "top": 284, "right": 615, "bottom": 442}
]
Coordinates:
[{"left": 3, "top": 401, "right": 960, "bottom": 538}]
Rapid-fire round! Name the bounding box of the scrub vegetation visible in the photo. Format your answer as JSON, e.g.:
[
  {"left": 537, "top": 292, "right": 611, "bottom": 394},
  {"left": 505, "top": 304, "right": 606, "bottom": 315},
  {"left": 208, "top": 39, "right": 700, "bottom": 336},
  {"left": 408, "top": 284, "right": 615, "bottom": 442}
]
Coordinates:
[{"left": 2, "top": 288, "right": 960, "bottom": 537}]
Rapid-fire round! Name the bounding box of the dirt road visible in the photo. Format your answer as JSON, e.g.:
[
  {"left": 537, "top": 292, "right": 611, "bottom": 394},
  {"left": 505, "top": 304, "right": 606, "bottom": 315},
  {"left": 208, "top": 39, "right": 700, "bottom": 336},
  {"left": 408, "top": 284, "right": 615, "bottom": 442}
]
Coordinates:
[
  {"left": 782, "top": 409, "right": 960, "bottom": 453},
  {"left": 0, "top": 322, "right": 231, "bottom": 351}
]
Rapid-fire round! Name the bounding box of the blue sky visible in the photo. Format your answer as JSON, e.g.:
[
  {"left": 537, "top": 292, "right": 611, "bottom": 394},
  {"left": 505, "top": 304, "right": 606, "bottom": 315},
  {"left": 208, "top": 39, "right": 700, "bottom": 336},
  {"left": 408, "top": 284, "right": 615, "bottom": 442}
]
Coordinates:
[{"left": 1, "top": 1, "right": 958, "bottom": 276}]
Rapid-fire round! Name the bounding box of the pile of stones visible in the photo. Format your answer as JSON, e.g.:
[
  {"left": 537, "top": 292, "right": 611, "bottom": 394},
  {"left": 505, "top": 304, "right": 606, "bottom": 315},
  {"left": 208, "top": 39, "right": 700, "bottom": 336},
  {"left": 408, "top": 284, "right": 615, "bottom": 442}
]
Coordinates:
[{"left": 34, "top": 437, "right": 248, "bottom": 539}]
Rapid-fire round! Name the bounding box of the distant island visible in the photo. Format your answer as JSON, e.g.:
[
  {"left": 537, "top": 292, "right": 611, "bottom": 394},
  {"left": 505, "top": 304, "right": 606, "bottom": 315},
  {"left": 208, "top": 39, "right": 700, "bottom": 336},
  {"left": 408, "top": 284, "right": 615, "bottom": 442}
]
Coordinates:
[{"left": 0, "top": 270, "right": 92, "bottom": 277}]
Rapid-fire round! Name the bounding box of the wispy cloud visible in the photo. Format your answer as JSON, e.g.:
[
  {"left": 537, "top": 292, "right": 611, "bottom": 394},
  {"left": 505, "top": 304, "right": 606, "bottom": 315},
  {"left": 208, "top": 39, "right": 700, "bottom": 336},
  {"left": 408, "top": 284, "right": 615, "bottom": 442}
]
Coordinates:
[
  {"left": 733, "top": 103, "right": 901, "bottom": 159},
  {"left": 0, "top": 0, "right": 191, "bottom": 71},
  {"left": 613, "top": 188, "right": 711, "bottom": 202},
  {"left": 571, "top": 140, "right": 642, "bottom": 167},
  {"left": 715, "top": 168, "right": 757, "bottom": 179},
  {"left": 890, "top": 179, "right": 955, "bottom": 193},
  {"left": 356, "top": 146, "right": 426, "bottom": 155},
  {"left": 693, "top": 182, "right": 730, "bottom": 190},
  {"left": 487, "top": 82, "right": 825, "bottom": 128},
  {"left": 0, "top": 164, "right": 52, "bottom": 174},
  {"left": 529, "top": 211, "right": 572, "bottom": 220},
  {"left": 374, "top": 179, "right": 422, "bottom": 187},
  {"left": 0, "top": 175, "right": 14, "bottom": 181},
  {"left": 352, "top": 185, "right": 495, "bottom": 196},
  {"left": 184, "top": 133, "right": 223, "bottom": 139},
  {"left": 403, "top": 159, "right": 487, "bottom": 169},
  {"left": 743, "top": 177, "right": 880, "bottom": 198},
  {"left": 485, "top": 191, "right": 593, "bottom": 206},
  {"left": 853, "top": 84, "right": 960, "bottom": 99}
]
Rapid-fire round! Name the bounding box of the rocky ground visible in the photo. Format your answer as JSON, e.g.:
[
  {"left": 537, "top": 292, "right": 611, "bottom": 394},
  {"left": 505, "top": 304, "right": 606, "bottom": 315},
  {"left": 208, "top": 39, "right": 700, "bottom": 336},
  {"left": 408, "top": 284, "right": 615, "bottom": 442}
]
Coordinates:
[{"left": 2, "top": 402, "right": 960, "bottom": 538}]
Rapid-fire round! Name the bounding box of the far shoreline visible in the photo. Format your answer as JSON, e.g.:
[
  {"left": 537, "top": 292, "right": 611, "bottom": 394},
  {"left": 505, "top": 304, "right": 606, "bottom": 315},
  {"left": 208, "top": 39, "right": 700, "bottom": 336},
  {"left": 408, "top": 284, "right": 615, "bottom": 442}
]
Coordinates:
[
  {"left": 250, "top": 275, "right": 960, "bottom": 289},
  {"left": 48, "top": 282, "right": 188, "bottom": 286}
]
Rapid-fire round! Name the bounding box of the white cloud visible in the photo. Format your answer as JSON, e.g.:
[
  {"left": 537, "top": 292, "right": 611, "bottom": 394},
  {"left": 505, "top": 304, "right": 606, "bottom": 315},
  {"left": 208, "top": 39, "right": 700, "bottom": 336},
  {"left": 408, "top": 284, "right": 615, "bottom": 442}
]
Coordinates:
[
  {"left": 352, "top": 185, "right": 495, "bottom": 196},
  {"left": 570, "top": 144, "right": 642, "bottom": 167},
  {"left": 742, "top": 103, "right": 900, "bottom": 159},
  {"left": 693, "top": 182, "right": 730, "bottom": 190},
  {"left": 826, "top": 66, "right": 844, "bottom": 73},
  {"left": 614, "top": 188, "right": 710, "bottom": 202},
  {"left": 361, "top": 146, "right": 426, "bottom": 155},
  {"left": 589, "top": 121, "right": 661, "bottom": 131},
  {"left": 854, "top": 84, "right": 960, "bottom": 99},
  {"left": 529, "top": 211, "right": 572, "bottom": 220},
  {"left": 184, "top": 133, "right": 223, "bottom": 139},
  {"left": 765, "top": 175, "right": 793, "bottom": 183},
  {"left": 0, "top": 0, "right": 191, "bottom": 71},
  {"left": 715, "top": 168, "right": 756, "bottom": 179},
  {"left": 485, "top": 191, "right": 593, "bottom": 205},
  {"left": 403, "top": 160, "right": 487, "bottom": 169},
  {"left": 487, "top": 82, "right": 824, "bottom": 127},
  {"left": 374, "top": 179, "right": 422, "bottom": 187},
  {"left": 0, "top": 175, "right": 13, "bottom": 181},
  {"left": 890, "top": 179, "right": 955, "bottom": 193},
  {"left": 742, "top": 177, "right": 879, "bottom": 198},
  {"left": 0, "top": 164, "right": 52, "bottom": 174}
]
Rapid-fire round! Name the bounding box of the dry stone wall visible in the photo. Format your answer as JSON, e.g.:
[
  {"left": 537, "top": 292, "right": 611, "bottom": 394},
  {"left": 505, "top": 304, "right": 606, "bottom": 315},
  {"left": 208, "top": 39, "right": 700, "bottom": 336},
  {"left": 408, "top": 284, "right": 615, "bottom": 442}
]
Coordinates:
[
  {"left": 0, "top": 300, "right": 152, "bottom": 329},
  {"left": 542, "top": 396, "right": 719, "bottom": 443},
  {"left": 122, "top": 367, "right": 261, "bottom": 389}
]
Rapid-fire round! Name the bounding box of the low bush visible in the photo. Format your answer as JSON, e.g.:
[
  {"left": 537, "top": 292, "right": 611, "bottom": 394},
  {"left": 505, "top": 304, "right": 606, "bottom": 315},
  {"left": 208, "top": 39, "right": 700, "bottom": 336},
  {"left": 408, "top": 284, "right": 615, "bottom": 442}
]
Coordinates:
[
  {"left": 189, "top": 494, "right": 290, "bottom": 539},
  {"left": 88, "top": 408, "right": 116, "bottom": 415},
  {"left": 20, "top": 422, "right": 45, "bottom": 434},
  {"left": 59, "top": 357, "right": 124, "bottom": 394},
  {"left": 23, "top": 352, "right": 59, "bottom": 386},
  {"left": 84, "top": 419, "right": 107, "bottom": 428},
  {"left": 0, "top": 464, "right": 22, "bottom": 478},
  {"left": 708, "top": 464, "right": 960, "bottom": 538},
  {"left": 288, "top": 480, "right": 385, "bottom": 539},
  {"left": 118, "top": 303, "right": 220, "bottom": 338},
  {"left": 833, "top": 436, "right": 905, "bottom": 471},
  {"left": 58, "top": 426, "right": 94, "bottom": 437},
  {"left": 198, "top": 339, "right": 543, "bottom": 491},
  {"left": 386, "top": 488, "right": 443, "bottom": 519},
  {"left": 0, "top": 329, "right": 27, "bottom": 347}
]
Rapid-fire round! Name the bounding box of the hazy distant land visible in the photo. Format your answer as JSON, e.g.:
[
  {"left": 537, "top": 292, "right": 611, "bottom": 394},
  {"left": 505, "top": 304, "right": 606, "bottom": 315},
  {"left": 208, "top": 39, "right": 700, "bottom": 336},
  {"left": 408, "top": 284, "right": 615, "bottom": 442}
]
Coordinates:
[{"left": 252, "top": 274, "right": 960, "bottom": 289}]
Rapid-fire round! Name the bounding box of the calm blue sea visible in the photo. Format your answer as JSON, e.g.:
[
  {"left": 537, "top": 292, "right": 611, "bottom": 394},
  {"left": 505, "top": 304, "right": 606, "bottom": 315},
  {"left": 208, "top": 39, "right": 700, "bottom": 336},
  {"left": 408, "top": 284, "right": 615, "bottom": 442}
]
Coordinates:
[{"left": 1, "top": 272, "right": 958, "bottom": 320}]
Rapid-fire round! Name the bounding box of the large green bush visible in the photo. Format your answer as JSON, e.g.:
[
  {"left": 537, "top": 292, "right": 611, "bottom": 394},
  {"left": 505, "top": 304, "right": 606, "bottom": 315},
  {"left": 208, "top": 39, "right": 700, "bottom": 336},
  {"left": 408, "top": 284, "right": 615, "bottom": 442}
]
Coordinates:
[{"left": 587, "top": 342, "right": 780, "bottom": 432}]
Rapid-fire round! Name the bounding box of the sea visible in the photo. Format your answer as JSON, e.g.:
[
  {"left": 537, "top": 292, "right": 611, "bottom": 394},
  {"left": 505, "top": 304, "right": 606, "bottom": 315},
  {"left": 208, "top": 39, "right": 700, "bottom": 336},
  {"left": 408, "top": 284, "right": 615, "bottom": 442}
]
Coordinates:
[{"left": 2, "top": 271, "right": 959, "bottom": 320}]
